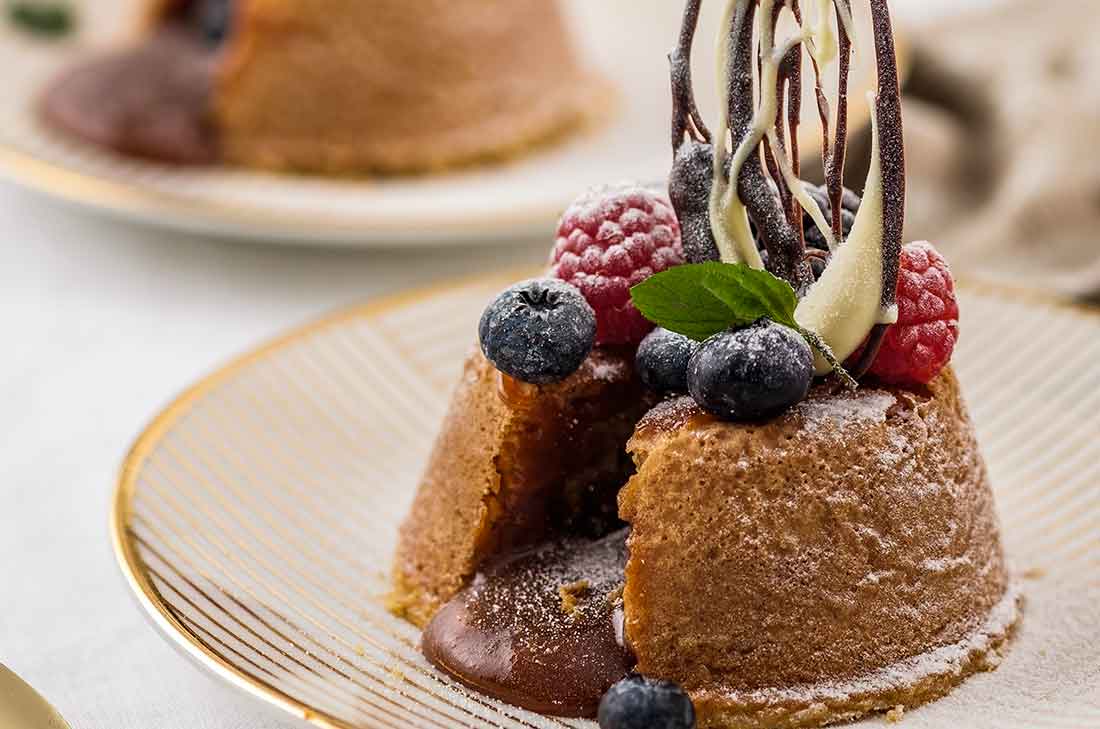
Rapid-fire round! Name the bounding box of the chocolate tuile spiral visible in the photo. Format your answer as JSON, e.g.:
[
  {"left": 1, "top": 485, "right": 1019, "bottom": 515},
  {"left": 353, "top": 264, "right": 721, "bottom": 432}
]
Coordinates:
[
  {"left": 725, "top": 0, "right": 813, "bottom": 292},
  {"left": 670, "top": 0, "right": 711, "bottom": 151},
  {"left": 828, "top": 0, "right": 853, "bottom": 241},
  {"left": 868, "top": 0, "right": 904, "bottom": 313},
  {"left": 669, "top": 0, "right": 904, "bottom": 376},
  {"left": 786, "top": 1, "right": 805, "bottom": 244},
  {"left": 808, "top": 24, "right": 832, "bottom": 237},
  {"left": 845, "top": 0, "right": 904, "bottom": 375}
]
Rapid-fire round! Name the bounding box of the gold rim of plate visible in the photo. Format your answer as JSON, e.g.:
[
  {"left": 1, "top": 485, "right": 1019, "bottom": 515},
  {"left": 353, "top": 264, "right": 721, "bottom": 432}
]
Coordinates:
[
  {"left": 0, "top": 143, "right": 564, "bottom": 239},
  {"left": 110, "top": 270, "right": 525, "bottom": 729},
  {"left": 109, "top": 274, "right": 1100, "bottom": 729}
]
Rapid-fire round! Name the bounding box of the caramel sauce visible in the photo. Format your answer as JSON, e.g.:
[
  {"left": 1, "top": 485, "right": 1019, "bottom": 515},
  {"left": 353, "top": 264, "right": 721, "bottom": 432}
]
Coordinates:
[
  {"left": 422, "top": 530, "right": 632, "bottom": 718},
  {"left": 495, "top": 371, "right": 540, "bottom": 409}
]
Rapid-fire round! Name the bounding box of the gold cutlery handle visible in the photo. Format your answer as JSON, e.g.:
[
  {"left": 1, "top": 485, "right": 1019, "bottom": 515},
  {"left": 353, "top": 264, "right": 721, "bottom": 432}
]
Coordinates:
[{"left": 0, "top": 664, "right": 70, "bottom": 729}]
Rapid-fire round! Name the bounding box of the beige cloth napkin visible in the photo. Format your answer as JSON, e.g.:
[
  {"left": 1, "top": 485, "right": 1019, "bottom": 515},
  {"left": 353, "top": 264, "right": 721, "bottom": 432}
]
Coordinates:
[{"left": 895, "top": 0, "right": 1100, "bottom": 301}]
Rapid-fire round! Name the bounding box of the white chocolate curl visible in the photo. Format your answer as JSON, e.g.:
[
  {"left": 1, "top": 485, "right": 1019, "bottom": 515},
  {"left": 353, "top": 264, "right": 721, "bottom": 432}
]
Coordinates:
[
  {"left": 709, "top": 0, "right": 764, "bottom": 269},
  {"left": 795, "top": 95, "right": 899, "bottom": 374}
]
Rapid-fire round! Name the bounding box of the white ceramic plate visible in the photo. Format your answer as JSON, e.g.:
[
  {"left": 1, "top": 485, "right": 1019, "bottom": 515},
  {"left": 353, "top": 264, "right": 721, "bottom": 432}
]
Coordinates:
[
  {"left": 0, "top": 0, "right": 891, "bottom": 245},
  {"left": 111, "top": 273, "right": 1100, "bottom": 728}
]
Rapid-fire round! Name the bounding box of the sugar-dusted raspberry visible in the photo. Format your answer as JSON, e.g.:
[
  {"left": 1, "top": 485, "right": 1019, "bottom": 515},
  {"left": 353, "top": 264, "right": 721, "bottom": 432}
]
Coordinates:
[
  {"left": 550, "top": 184, "right": 683, "bottom": 345},
  {"left": 868, "top": 241, "right": 960, "bottom": 385}
]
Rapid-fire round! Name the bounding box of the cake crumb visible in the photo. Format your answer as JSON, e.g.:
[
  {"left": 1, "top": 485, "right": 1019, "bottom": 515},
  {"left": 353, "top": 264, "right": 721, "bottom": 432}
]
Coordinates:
[
  {"left": 1022, "top": 566, "right": 1046, "bottom": 580},
  {"left": 885, "top": 705, "right": 905, "bottom": 723},
  {"left": 559, "top": 579, "right": 591, "bottom": 617},
  {"left": 354, "top": 644, "right": 366, "bottom": 657}
]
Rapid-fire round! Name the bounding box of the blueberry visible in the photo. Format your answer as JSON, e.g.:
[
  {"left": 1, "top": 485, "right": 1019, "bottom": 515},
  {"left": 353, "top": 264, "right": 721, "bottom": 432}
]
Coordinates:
[
  {"left": 636, "top": 328, "right": 696, "bottom": 392},
  {"left": 806, "top": 250, "right": 830, "bottom": 280},
  {"left": 193, "top": 0, "right": 231, "bottom": 45},
  {"left": 478, "top": 278, "right": 596, "bottom": 385},
  {"left": 804, "top": 183, "right": 860, "bottom": 250},
  {"left": 687, "top": 320, "right": 813, "bottom": 420},
  {"left": 598, "top": 674, "right": 695, "bottom": 729}
]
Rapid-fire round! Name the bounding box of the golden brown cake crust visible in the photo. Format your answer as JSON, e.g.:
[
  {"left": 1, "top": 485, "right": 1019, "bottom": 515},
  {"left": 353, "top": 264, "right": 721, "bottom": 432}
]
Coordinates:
[
  {"left": 204, "top": 0, "right": 607, "bottom": 174},
  {"left": 620, "top": 369, "right": 1019, "bottom": 728},
  {"left": 391, "top": 348, "right": 652, "bottom": 627}
]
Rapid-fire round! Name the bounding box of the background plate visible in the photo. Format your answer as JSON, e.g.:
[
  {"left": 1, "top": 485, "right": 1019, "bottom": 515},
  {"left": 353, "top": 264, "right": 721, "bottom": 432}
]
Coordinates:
[
  {"left": 111, "top": 274, "right": 1100, "bottom": 728},
  {"left": 0, "top": 0, "right": 891, "bottom": 245}
]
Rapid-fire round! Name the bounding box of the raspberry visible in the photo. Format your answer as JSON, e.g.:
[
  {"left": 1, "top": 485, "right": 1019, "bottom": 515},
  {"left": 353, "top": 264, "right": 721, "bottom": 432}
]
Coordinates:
[
  {"left": 550, "top": 184, "right": 683, "bottom": 345},
  {"left": 868, "top": 241, "right": 959, "bottom": 385}
]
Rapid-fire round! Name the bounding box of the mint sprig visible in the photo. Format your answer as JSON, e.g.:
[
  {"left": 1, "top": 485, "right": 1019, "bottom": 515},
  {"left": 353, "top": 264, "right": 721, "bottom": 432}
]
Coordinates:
[
  {"left": 8, "top": 1, "right": 74, "bottom": 38},
  {"left": 630, "top": 262, "right": 857, "bottom": 388}
]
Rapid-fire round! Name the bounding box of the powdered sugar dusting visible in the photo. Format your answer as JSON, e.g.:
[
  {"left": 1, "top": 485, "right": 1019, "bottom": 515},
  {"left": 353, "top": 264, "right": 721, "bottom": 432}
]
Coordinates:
[
  {"left": 923, "top": 556, "right": 974, "bottom": 573},
  {"left": 633, "top": 395, "right": 704, "bottom": 437},
  {"left": 588, "top": 358, "right": 629, "bottom": 383},
  {"left": 858, "top": 570, "right": 897, "bottom": 586},
  {"left": 795, "top": 391, "right": 898, "bottom": 434},
  {"left": 713, "top": 581, "right": 1022, "bottom": 706},
  {"left": 462, "top": 530, "right": 627, "bottom": 643}
]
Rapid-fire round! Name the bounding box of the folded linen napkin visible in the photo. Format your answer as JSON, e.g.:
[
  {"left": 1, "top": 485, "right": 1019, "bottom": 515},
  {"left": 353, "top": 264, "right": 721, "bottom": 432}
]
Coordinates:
[{"left": 896, "top": 0, "right": 1100, "bottom": 301}]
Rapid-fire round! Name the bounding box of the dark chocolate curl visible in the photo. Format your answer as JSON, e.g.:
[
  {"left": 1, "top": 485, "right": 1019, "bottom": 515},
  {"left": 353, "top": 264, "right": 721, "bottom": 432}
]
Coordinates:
[
  {"left": 869, "top": 0, "right": 904, "bottom": 312},
  {"left": 726, "top": 0, "right": 812, "bottom": 291},
  {"left": 786, "top": 0, "right": 804, "bottom": 243},
  {"left": 670, "top": 0, "right": 711, "bottom": 151},
  {"left": 828, "top": 0, "right": 852, "bottom": 240}
]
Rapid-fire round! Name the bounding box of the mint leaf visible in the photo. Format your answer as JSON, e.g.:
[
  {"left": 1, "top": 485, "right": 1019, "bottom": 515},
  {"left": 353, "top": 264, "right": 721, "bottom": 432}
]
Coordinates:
[
  {"left": 700, "top": 262, "right": 800, "bottom": 330},
  {"left": 628, "top": 263, "right": 750, "bottom": 341},
  {"left": 8, "top": 1, "right": 74, "bottom": 37},
  {"left": 631, "top": 262, "right": 800, "bottom": 340},
  {"left": 631, "top": 261, "right": 859, "bottom": 387}
]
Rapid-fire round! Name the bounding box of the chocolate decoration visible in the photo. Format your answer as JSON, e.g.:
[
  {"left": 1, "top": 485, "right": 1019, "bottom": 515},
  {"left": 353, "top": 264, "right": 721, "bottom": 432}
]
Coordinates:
[
  {"left": 786, "top": 1, "right": 805, "bottom": 241},
  {"left": 676, "top": 0, "right": 904, "bottom": 380},
  {"left": 869, "top": 0, "right": 904, "bottom": 311},
  {"left": 765, "top": 0, "right": 801, "bottom": 236},
  {"left": 828, "top": 0, "right": 853, "bottom": 241},
  {"left": 669, "top": 0, "right": 711, "bottom": 150},
  {"left": 808, "top": 32, "right": 833, "bottom": 237},
  {"left": 848, "top": 323, "right": 889, "bottom": 379},
  {"left": 724, "top": 0, "right": 814, "bottom": 291},
  {"left": 422, "top": 530, "right": 632, "bottom": 718},
  {"left": 763, "top": 1, "right": 788, "bottom": 221},
  {"left": 668, "top": 0, "right": 722, "bottom": 263}
]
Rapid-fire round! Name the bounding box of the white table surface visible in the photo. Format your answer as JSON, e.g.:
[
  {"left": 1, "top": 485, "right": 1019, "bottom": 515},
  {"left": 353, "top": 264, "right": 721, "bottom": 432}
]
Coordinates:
[
  {"left": 0, "top": 180, "right": 549, "bottom": 729},
  {"left": 0, "top": 2, "right": 999, "bottom": 727}
]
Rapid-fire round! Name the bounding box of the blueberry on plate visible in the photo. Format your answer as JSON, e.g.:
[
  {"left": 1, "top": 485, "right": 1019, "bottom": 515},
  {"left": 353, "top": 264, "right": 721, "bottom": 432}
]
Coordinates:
[
  {"left": 687, "top": 319, "right": 813, "bottom": 420},
  {"left": 598, "top": 674, "right": 696, "bottom": 729},
  {"left": 636, "top": 328, "right": 696, "bottom": 392},
  {"left": 194, "top": 0, "right": 232, "bottom": 45},
  {"left": 478, "top": 278, "right": 596, "bottom": 385}
]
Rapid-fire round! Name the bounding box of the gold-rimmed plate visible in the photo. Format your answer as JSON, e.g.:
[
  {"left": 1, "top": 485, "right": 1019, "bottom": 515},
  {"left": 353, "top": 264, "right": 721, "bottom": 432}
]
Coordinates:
[
  {"left": 0, "top": 0, "right": 895, "bottom": 246},
  {"left": 111, "top": 273, "right": 1100, "bottom": 728}
]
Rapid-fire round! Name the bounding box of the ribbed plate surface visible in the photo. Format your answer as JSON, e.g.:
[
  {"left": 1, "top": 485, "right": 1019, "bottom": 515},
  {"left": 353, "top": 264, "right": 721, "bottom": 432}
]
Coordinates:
[{"left": 112, "top": 276, "right": 1100, "bottom": 729}]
